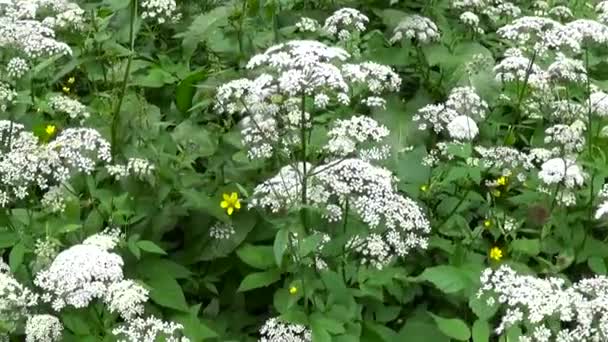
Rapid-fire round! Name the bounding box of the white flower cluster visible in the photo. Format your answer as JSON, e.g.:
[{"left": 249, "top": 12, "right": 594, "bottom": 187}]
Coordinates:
[
  {"left": 323, "top": 8, "right": 369, "bottom": 41},
  {"left": 590, "top": 90, "right": 608, "bottom": 117},
  {"left": 295, "top": 17, "right": 319, "bottom": 33},
  {"left": 40, "top": 186, "right": 67, "bottom": 213},
  {"left": 259, "top": 317, "right": 312, "bottom": 342},
  {"left": 538, "top": 157, "right": 585, "bottom": 188},
  {"left": 0, "top": 266, "right": 39, "bottom": 328},
  {"left": 452, "top": 0, "right": 521, "bottom": 23},
  {"left": 6, "top": 56, "right": 28, "bottom": 79},
  {"left": 414, "top": 86, "right": 487, "bottom": 140},
  {"left": 21, "top": 230, "right": 189, "bottom": 341},
  {"left": 479, "top": 265, "right": 608, "bottom": 341},
  {"left": 0, "top": 122, "right": 111, "bottom": 206},
  {"left": 25, "top": 314, "right": 63, "bottom": 342},
  {"left": 325, "top": 116, "right": 390, "bottom": 160},
  {"left": 209, "top": 221, "right": 235, "bottom": 240},
  {"left": 113, "top": 316, "right": 189, "bottom": 342},
  {"left": 390, "top": 14, "right": 440, "bottom": 44},
  {"left": 447, "top": 115, "right": 479, "bottom": 141},
  {"left": 544, "top": 120, "right": 586, "bottom": 154},
  {"left": 251, "top": 158, "right": 430, "bottom": 269},
  {"left": 595, "top": 184, "right": 608, "bottom": 219},
  {"left": 140, "top": 0, "right": 181, "bottom": 24},
  {"left": 474, "top": 146, "right": 533, "bottom": 180},
  {"left": 598, "top": 1, "right": 608, "bottom": 24},
  {"left": 0, "top": 82, "right": 17, "bottom": 111},
  {"left": 460, "top": 11, "right": 484, "bottom": 34},
  {"left": 216, "top": 40, "right": 399, "bottom": 160},
  {"left": 548, "top": 5, "right": 573, "bottom": 22},
  {"left": 0, "top": 3, "right": 73, "bottom": 59},
  {"left": 34, "top": 242, "right": 125, "bottom": 311},
  {"left": 546, "top": 53, "right": 587, "bottom": 85},
  {"left": 107, "top": 158, "right": 155, "bottom": 180},
  {"left": 49, "top": 95, "right": 90, "bottom": 121},
  {"left": 493, "top": 48, "right": 546, "bottom": 87}
]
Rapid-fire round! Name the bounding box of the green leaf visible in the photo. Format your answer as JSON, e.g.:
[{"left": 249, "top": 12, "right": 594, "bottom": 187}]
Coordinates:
[
  {"left": 310, "top": 313, "right": 345, "bottom": 334},
  {"left": 418, "top": 265, "right": 470, "bottom": 294},
  {"left": 136, "top": 240, "right": 167, "bottom": 255},
  {"left": 172, "top": 120, "right": 217, "bottom": 158},
  {"left": 472, "top": 320, "right": 490, "bottom": 342},
  {"left": 588, "top": 257, "right": 607, "bottom": 275},
  {"left": 148, "top": 275, "right": 189, "bottom": 312},
  {"left": 237, "top": 269, "right": 281, "bottom": 292},
  {"left": 176, "top": 70, "right": 207, "bottom": 113},
  {"left": 0, "top": 231, "right": 18, "bottom": 248},
  {"left": 236, "top": 244, "right": 275, "bottom": 270},
  {"left": 273, "top": 228, "right": 289, "bottom": 268},
  {"left": 171, "top": 304, "right": 218, "bottom": 341},
  {"left": 9, "top": 242, "right": 25, "bottom": 272},
  {"left": 511, "top": 238, "right": 541, "bottom": 256},
  {"left": 177, "top": 6, "right": 232, "bottom": 58},
  {"left": 431, "top": 314, "right": 471, "bottom": 341}
]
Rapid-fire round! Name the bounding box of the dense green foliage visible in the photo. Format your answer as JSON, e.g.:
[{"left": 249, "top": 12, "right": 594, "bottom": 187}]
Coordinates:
[{"left": 5, "top": 0, "right": 608, "bottom": 341}]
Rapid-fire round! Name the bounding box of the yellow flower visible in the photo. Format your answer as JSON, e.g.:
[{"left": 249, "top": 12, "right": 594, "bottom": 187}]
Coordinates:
[
  {"left": 67, "top": 77, "right": 75, "bottom": 84},
  {"left": 489, "top": 246, "right": 503, "bottom": 261},
  {"left": 491, "top": 189, "right": 501, "bottom": 197},
  {"left": 289, "top": 286, "right": 298, "bottom": 295},
  {"left": 497, "top": 176, "right": 508, "bottom": 186},
  {"left": 62, "top": 86, "right": 70, "bottom": 93},
  {"left": 483, "top": 219, "right": 492, "bottom": 228},
  {"left": 220, "top": 192, "right": 241, "bottom": 216},
  {"left": 420, "top": 184, "right": 428, "bottom": 192},
  {"left": 45, "top": 125, "right": 56, "bottom": 136}
]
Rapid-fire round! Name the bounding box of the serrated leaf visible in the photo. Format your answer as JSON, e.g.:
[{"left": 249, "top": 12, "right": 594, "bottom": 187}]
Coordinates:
[{"left": 419, "top": 265, "right": 470, "bottom": 294}]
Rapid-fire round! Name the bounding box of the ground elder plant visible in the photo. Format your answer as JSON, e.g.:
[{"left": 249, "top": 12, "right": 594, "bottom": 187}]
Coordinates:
[{"left": 6, "top": 0, "right": 608, "bottom": 341}]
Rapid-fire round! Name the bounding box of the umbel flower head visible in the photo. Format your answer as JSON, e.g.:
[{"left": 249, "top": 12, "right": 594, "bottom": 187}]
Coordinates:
[
  {"left": 478, "top": 265, "right": 608, "bottom": 341},
  {"left": 215, "top": 40, "right": 401, "bottom": 160}
]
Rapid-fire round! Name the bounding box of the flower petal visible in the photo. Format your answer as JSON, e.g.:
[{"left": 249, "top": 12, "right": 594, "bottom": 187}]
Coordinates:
[
  {"left": 227, "top": 207, "right": 234, "bottom": 215},
  {"left": 220, "top": 201, "right": 229, "bottom": 208},
  {"left": 223, "top": 193, "right": 230, "bottom": 201},
  {"left": 234, "top": 200, "right": 241, "bottom": 209}
]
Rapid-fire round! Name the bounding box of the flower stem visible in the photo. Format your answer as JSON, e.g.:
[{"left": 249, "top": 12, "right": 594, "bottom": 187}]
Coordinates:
[{"left": 111, "top": 0, "right": 137, "bottom": 159}]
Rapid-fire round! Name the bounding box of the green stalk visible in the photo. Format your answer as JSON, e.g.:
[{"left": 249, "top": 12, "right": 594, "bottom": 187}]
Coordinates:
[
  {"left": 300, "top": 93, "right": 308, "bottom": 233},
  {"left": 111, "top": 0, "right": 137, "bottom": 158}
]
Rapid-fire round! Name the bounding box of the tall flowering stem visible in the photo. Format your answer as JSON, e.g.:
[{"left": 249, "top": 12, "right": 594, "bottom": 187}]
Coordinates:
[
  {"left": 111, "top": 0, "right": 138, "bottom": 158},
  {"left": 300, "top": 93, "right": 309, "bottom": 233}
]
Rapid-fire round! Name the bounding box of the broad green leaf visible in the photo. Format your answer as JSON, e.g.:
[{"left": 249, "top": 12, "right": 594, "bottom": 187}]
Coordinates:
[
  {"left": 175, "top": 70, "right": 207, "bottom": 113},
  {"left": 148, "top": 275, "right": 189, "bottom": 312},
  {"left": 472, "top": 320, "right": 490, "bottom": 342},
  {"left": 431, "top": 314, "right": 471, "bottom": 341},
  {"left": 137, "top": 240, "right": 167, "bottom": 255},
  {"left": 511, "top": 239, "right": 541, "bottom": 256},
  {"left": 9, "top": 242, "right": 25, "bottom": 272},
  {"left": 237, "top": 269, "right": 281, "bottom": 292},
  {"left": 418, "top": 265, "right": 470, "bottom": 293},
  {"left": 588, "top": 257, "right": 607, "bottom": 275},
  {"left": 0, "top": 231, "right": 18, "bottom": 248},
  {"left": 236, "top": 244, "right": 275, "bottom": 270}
]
